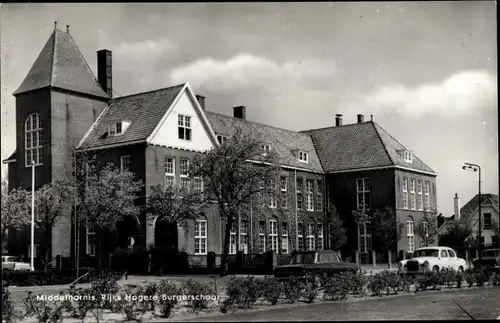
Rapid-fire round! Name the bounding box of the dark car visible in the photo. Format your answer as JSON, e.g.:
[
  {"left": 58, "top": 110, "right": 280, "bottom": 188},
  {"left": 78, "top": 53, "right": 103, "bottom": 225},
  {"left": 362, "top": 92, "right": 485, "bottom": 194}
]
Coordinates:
[
  {"left": 472, "top": 249, "right": 499, "bottom": 276},
  {"left": 273, "top": 250, "right": 359, "bottom": 282}
]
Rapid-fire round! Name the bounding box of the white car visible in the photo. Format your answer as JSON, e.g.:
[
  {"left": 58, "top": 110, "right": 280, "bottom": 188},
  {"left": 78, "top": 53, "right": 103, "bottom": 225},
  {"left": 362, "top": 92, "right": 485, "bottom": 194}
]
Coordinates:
[
  {"left": 398, "top": 246, "right": 468, "bottom": 274},
  {"left": 2, "top": 255, "right": 31, "bottom": 271}
]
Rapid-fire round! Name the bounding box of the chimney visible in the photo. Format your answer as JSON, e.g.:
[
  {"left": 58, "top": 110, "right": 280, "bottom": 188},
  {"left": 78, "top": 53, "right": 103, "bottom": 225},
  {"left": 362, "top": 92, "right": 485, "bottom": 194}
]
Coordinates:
[
  {"left": 357, "top": 114, "right": 364, "bottom": 123},
  {"left": 335, "top": 114, "right": 343, "bottom": 126},
  {"left": 97, "top": 49, "right": 113, "bottom": 98},
  {"left": 454, "top": 193, "right": 461, "bottom": 220},
  {"left": 196, "top": 95, "right": 206, "bottom": 110},
  {"left": 233, "top": 106, "right": 246, "bottom": 120},
  {"left": 66, "top": 25, "right": 70, "bottom": 33},
  {"left": 54, "top": 21, "right": 58, "bottom": 30},
  {"left": 370, "top": 114, "right": 373, "bottom": 121}
]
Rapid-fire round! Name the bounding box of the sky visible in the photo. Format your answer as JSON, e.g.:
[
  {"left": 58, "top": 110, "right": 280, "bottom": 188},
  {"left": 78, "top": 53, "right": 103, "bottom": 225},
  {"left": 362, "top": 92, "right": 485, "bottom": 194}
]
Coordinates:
[{"left": 1, "top": 2, "right": 497, "bottom": 218}]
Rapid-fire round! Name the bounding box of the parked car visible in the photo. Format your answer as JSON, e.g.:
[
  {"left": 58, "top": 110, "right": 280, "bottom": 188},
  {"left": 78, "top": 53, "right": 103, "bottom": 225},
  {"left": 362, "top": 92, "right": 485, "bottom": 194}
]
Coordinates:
[
  {"left": 2, "top": 255, "right": 31, "bottom": 271},
  {"left": 273, "top": 250, "right": 358, "bottom": 283},
  {"left": 472, "top": 248, "right": 499, "bottom": 275},
  {"left": 398, "top": 246, "right": 468, "bottom": 274}
]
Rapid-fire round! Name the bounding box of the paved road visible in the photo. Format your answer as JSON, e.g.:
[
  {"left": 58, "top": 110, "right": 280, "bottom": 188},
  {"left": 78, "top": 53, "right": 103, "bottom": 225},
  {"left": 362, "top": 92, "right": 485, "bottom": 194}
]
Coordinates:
[{"left": 181, "top": 287, "right": 500, "bottom": 321}]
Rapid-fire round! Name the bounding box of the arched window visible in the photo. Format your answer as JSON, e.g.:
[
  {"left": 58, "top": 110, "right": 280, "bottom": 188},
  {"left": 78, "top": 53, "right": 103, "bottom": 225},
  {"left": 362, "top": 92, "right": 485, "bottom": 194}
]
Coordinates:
[
  {"left": 406, "top": 216, "right": 415, "bottom": 252},
  {"left": 25, "top": 113, "right": 43, "bottom": 167}
]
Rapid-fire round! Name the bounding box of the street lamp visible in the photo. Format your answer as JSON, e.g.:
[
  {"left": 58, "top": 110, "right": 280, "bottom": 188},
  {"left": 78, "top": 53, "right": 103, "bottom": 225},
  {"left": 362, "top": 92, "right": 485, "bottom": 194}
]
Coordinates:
[
  {"left": 30, "top": 160, "right": 36, "bottom": 271},
  {"left": 462, "top": 162, "right": 481, "bottom": 262}
]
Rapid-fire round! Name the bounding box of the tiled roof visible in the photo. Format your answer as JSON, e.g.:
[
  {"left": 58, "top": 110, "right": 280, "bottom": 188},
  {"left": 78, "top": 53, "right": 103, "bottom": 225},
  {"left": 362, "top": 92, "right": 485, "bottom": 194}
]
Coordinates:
[
  {"left": 77, "top": 84, "right": 185, "bottom": 149},
  {"left": 205, "top": 111, "right": 323, "bottom": 172},
  {"left": 13, "top": 28, "right": 108, "bottom": 99},
  {"left": 303, "top": 121, "right": 436, "bottom": 174}
]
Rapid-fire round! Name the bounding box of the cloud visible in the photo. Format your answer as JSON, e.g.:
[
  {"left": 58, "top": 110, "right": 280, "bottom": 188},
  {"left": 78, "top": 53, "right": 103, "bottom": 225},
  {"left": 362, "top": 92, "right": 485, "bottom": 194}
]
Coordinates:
[
  {"left": 169, "top": 54, "right": 338, "bottom": 90},
  {"left": 114, "top": 38, "right": 177, "bottom": 64},
  {"left": 365, "top": 70, "right": 497, "bottom": 116}
]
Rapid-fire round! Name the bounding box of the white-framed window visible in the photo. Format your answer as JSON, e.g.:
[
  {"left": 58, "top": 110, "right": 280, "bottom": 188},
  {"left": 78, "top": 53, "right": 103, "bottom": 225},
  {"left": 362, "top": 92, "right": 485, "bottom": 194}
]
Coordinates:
[
  {"left": 86, "top": 225, "right": 96, "bottom": 256},
  {"left": 120, "top": 155, "right": 130, "bottom": 172},
  {"left": 164, "top": 157, "right": 175, "bottom": 188},
  {"left": 269, "top": 179, "right": 277, "bottom": 208},
  {"left": 260, "top": 144, "right": 271, "bottom": 156},
  {"left": 416, "top": 179, "right": 423, "bottom": 211},
  {"left": 317, "top": 223, "right": 324, "bottom": 250},
  {"left": 281, "top": 222, "right": 289, "bottom": 254},
  {"left": 316, "top": 180, "right": 323, "bottom": 211},
  {"left": 404, "top": 151, "right": 413, "bottom": 163},
  {"left": 407, "top": 219, "right": 414, "bottom": 252},
  {"left": 402, "top": 177, "right": 408, "bottom": 209},
  {"left": 240, "top": 220, "right": 249, "bottom": 254},
  {"left": 217, "top": 134, "right": 228, "bottom": 145},
  {"left": 193, "top": 177, "right": 204, "bottom": 196},
  {"left": 356, "top": 178, "right": 371, "bottom": 210},
  {"left": 359, "top": 221, "right": 372, "bottom": 253},
  {"left": 409, "top": 179, "right": 416, "bottom": 210},
  {"left": 297, "top": 223, "right": 305, "bottom": 251},
  {"left": 25, "top": 112, "right": 43, "bottom": 167},
  {"left": 306, "top": 224, "right": 316, "bottom": 251},
  {"left": 178, "top": 115, "right": 192, "bottom": 140},
  {"left": 296, "top": 177, "right": 303, "bottom": 210},
  {"left": 424, "top": 181, "right": 430, "bottom": 211},
  {"left": 194, "top": 220, "right": 207, "bottom": 255},
  {"left": 269, "top": 220, "right": 279, "bottom": 253},
  {"left": 258, "top": 221, "right": 266, "bottom": 254},
  {"left": 298, "top": 151, "right": 309, "bottom": 163},
  {"left": 229, "top": 222, "right": 237, "bottom": 255},
  {"left": 306, "top": 179, "right": 314, "bottom": 211},
  {"left": 180, "top": 158, "right": 190, "bottom": 190},
  {"left": 280, "top": 176, "right": 288, "bottom": 209}
]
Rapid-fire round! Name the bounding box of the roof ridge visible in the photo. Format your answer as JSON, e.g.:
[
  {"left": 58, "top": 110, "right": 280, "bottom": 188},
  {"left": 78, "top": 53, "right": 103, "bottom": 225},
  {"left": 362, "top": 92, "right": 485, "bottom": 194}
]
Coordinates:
[
  {"left": 49, "top": 29, "right": 57, "bottom": 87},
  {"left": 113, "top": 83, "right": 186, "bottom": 101},
  {"left": 301, "top": 121, "right": 373, "bottom": 133},
  {"left": 371, "top": 121, "right": 396, "bottom": 166},
  {"left": 205, "top": 110, "right": 313, "bottom": 138},
  {"left": 63, "top": 30, "right": 108, "bottom": 98}
]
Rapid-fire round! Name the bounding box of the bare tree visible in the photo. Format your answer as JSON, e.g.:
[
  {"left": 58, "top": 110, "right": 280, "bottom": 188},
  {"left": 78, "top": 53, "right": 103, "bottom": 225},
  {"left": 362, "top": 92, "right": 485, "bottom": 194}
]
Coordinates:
[
  {"left": 1, "top": 179, "right": 31, "bottom": 252},
  {"left": 414, "top": 211, "right": 439, "bottom": 247},
  {"left": 76, "top": 162, "right": 143, "bottom": 269},
  {"left": 190, "top": 128, "right": 280, "bottom": 276},
  {"left": 35, "top": 178, "right": 75, "bottom": 271}
]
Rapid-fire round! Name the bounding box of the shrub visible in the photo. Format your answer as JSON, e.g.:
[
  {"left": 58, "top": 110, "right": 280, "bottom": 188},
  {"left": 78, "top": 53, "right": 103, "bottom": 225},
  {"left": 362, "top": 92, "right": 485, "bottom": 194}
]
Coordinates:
[
  {"left": 143, "top": 281, "right": 158, "bottom": 311},
  {"left": 367, "top": 272, "right": 389, "bottom": 296},
  {"left": 490, "top": 272, "right": 499, "bottom": 286},
  {"left": 474, "top": 270, "right": 487, "bottom": 287},
  {"left": 399, "top": 274, "right": 415, "bottom": 293},
  {"left": 281, "top": 277, "right": 305, "bottom": 304},
  {"left": 261, "top": 276, "right": 282, "bottom": 305},
  {"left": 302, "top": 283, "right": 318, "bottom": 303},
  {"left": 455, "top": 271, "right": 464, "bottom": 288},
  {"left": 156, "top": 280, "right": 180, "bottom": 318},
  {"left": 464, "top": 270, "right": 475, "bottom": 287},
  {"left": 23, "top": 291, "right": 64, "bottom": 323},
  {"left": 181, "top": 279, "right": 215, "bottom": 312},
  {"left": 117, "top": 286, "right": 149, "bottom": 322},
  {"left": 223, "top": 276, "right": 261, "bottom": 310},
  {"left": 323, "top": 273, "right": 350, "bottom": 301},
  {"left": 2, "top": 281, "right": 22, "bottom": 323},
  {"left": 347, "top": 271, "right": 368, "bottom": 295}
]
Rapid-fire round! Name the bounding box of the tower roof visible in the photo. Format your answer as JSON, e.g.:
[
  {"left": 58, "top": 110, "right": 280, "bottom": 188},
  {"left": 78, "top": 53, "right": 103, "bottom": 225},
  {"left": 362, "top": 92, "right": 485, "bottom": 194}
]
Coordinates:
[{"left": 13, "top": 27, "right": 109, "bottom": 99}]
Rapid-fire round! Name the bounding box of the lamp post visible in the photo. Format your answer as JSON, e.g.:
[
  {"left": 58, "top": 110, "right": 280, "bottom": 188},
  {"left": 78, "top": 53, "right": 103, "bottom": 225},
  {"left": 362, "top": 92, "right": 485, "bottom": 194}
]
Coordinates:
[
  {"left": 30, "top": 160, "right": 36, "bottom": 271},
  {"left": 462, "top": 162, "right": 481, "bottom": 262}
]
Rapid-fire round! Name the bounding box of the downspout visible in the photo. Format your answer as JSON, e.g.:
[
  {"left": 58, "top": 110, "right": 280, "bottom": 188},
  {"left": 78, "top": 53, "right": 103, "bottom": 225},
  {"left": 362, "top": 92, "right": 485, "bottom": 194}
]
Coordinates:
[
  {"left": 323, "top": 172, "right": 327, "bottom": 249},
  {"left": 294, "top": 170, "right": 299, "bottom": 250}
]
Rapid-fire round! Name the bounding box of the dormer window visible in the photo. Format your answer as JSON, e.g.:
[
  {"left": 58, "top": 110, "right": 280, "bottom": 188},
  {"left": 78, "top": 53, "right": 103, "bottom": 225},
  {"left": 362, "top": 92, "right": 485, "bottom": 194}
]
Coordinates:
[
  {"left": 108, "top": 121, "right": 130, "bottom": 136},
  {"left": 404, "top": 151, "right": 413, "bottom": 163},
  {"left": 298, "top": 151, "right": 309, "bottom": 163},
  {"left": 217, "top": 134, "right": 228, "bottom": 145},
  {"left": 261, "top": 144, "right": 271, "bottom": 156}
]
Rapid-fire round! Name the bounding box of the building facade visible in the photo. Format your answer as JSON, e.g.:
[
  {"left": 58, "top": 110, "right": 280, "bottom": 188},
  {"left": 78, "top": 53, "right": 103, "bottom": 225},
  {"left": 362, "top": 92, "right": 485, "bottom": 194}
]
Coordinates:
[{"left": 3, "top": 26, "right": 438, "bottom": 263}]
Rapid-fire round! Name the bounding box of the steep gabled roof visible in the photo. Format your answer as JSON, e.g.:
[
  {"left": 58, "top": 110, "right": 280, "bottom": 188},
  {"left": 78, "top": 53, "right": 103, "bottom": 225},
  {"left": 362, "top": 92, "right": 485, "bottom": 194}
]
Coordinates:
[
  {"left": 13, "top": 28, "right": 108, "bottom": 99},
  {"left": 449, "top": 194, "right": 499, "bottom": 220},
  {"left": 77, "top": 84, "right": 186, "bottom": 149},
  {"left": 302, "top": 121, "right": 436, "bottom": 174},
  {"left": 205, "top": 111, "right": 323, "bottom": 172}
]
